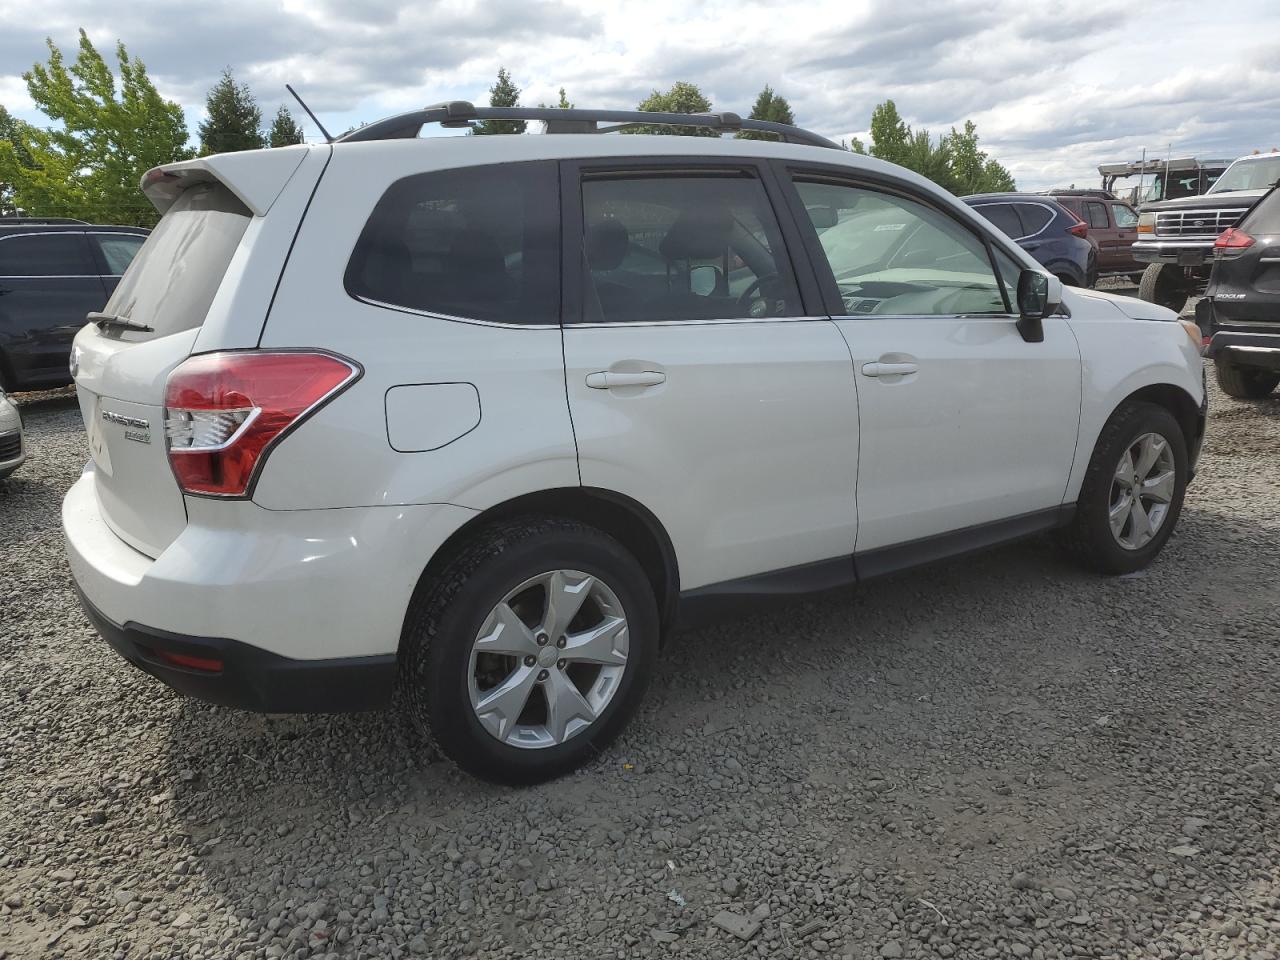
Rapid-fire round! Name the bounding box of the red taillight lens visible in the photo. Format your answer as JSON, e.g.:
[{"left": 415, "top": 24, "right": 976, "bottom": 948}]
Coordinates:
[
  {"left": 1214, "top": 227, "right": 1254, "bottom": 249},
  {"left": 164, "top": 351, "right": 360, "bottom": 497},
  {"left": 155, "top": 650, "right": 224, "bottom": 672},
  {"left": 1067, "top": 218, "right": 1089, "bottom": 239}
]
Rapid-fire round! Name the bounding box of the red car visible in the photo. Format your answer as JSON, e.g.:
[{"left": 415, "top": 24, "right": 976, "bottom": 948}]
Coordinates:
[{"left": 1051, "top": 191, "right": 1143, "bottom": 283}]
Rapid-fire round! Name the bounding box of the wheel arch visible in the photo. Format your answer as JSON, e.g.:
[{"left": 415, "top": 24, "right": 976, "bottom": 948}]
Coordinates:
[
  {"left": 1120, "top": 382, "right": 1201, "bottom": 458},
  {"left": 401, "top": 487, "right": 681, "bottom": 651}
]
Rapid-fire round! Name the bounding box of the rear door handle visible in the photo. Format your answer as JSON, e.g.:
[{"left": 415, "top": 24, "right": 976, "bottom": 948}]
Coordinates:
[
  {"left": 585, "top": 370, "right": 666, "bottom": 389},
  {"left": 862, "top": 361, "right": 918, "bottom": 378}
]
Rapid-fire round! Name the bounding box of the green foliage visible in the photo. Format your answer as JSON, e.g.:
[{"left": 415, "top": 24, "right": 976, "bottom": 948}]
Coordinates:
[
  {"left": 0, "top": 105, "right": 36, "bottom": 215},
  {"left": 537, "top": 87, "right": 574, "bottom": 109},
  {"left": 843, "top": 136, "right": 866, "bottom": 154},
  {"left": 628, "top": 81, "right": 716, "bottom": 137},
  {"left": 863, "top": 101, "right": 1015, "bottom": 194},
  {"left": 472, "top": 67, "right": 526, "bottom": 135},
  {"left": 267, "top": 105, "right": 304, "bottom": 147},
  {"left": 738, "top": 85, "right": 794, "bottom": 140},
  {"left": 0, "top": 30, "right": 192, "bottom": 225},
  {"left": 941, "top": 120, "right": 1016, "bottom": 194},
  {"left": 198, "top": 70, "right": 264, "bottom": 154}
]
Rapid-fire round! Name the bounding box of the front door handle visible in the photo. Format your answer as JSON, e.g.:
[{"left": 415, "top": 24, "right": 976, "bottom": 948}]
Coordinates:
[
  {"left": 585, "top": 370, "right": 666, "bottom": 389},
  {"left": 862, "top": 361, "right": 918, "bottom": 378}
]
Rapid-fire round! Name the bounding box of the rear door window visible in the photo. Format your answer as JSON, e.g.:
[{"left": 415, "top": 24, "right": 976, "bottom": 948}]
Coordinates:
[
  {"left": 346, "top": 160, "right": 559, "bottom": 325},
  {"left": 1085, "top": 201, "right": 1110, "bottom": 229},
  {"left": 1014, "top": 203, "right": 1054, "bottom": 237},
  {"left": 92, "top": 234, "right": 147, "bottom": 275},
  {"left": 972, "top": 203, "right": 1023, "bottom": 239},
  {"left": 0, "top": 233, "right": 95, "bottom": 276},
  {"left": 104, "top": 181, "right": 252, "bottom": 338}
]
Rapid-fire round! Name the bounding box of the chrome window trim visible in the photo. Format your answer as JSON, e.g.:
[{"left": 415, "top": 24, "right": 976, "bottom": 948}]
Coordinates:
[
  {"left": 969, "top": 200, "right": 1058, "bottom": 241},
  {"left": 353, "top": 294, "right": 559, "bottom": 330}
]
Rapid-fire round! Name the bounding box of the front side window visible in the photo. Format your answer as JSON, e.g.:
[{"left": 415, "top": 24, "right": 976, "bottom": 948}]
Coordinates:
[
  {"left": 580, "top": 172, "right": 802, "bottom": 323},
  {"left": 796, "top": 180, "right": 1007, "bottom": 316},
  {"left": 346, "top": 161, "right": 559, "bottom": 325},
  {"left": 1111, "top": 203, "right": 1138, "bottom": 228},
  {"left": 94, "top": 234, "right": 146, "bottom": 275},
  {"left": 0, "top": 233, "right": 95, "bottom": 276}
]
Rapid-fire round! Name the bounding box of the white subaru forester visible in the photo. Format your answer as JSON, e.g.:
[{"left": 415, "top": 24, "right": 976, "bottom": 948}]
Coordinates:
[{"left": 63, "top": 104, "right": 1206, "bottom": 784}]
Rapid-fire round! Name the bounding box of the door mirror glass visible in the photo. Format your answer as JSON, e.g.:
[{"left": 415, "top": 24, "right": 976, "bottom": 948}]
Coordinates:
[
  {"left": 689, "top": 264, "right": 724, "bottom": 297},
  {"left": 1015, "top": 269, "right": 1062, "bottom": 342}
]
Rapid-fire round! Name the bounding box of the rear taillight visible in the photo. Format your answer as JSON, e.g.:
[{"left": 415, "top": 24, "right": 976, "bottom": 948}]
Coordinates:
[
  {"left": 164, "top": 351, "right": 360, "bottom": 497},
  {"left": 1214, "top": 227, "right": 1254, "bottom": 249},
  {"left": 1067, "top": 217, "right": 1088, "bottom": 239}
]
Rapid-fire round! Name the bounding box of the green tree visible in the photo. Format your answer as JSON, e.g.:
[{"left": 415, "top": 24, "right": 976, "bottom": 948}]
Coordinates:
[
  {"left": 0, "top": 30, "right": 191, "bottom": 225},
  {"left": 738, "top": 84, "right": 794, "bottom": 140},
  {"left": 868, "top": 99, "right": 910, "bottom": 165},
  {"left": 267, "top": 105, "right": 304, "bottom": 147},
  {"left": 537, "top": 87, "right": 573, "bottom": 109},
  {"left": 628, "top": 81, "right": 716, "bottom": 137},
  {"left": 941, "top": 120, "right": 1015, "bottom": 194},
  {"left": 0, "top": 105, "right": 36, "bottom": 215},
  {"left": 898, "top": 128, "right": 956, "bottom": 192},
  {"left": 472, "top": 67, "right": 525, "bottom": 135},
  {"left": 198, "top": 69, "right": 264, "bottom": 154},
  {"left": 842, "top": 136, "right": 866, "bottom": 154}
]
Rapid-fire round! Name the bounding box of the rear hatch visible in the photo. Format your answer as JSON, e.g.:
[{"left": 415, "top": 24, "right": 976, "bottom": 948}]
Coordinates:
[
  {"left": 74, "top": 180, "right": 255, "bottom": 556},
  {"left": 1209, "top": 186, "right": 1280, "bottom": 328}
]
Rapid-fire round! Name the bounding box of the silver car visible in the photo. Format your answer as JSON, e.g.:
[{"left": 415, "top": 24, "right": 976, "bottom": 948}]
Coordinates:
[{"left": 0, "top": 389, "right": 25, "bottom": 479}]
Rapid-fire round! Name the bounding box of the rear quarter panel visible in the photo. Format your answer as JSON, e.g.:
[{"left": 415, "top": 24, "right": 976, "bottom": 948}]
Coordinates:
[{"left": 1063, "top": 291, "right": 1204, "bottom": 500}]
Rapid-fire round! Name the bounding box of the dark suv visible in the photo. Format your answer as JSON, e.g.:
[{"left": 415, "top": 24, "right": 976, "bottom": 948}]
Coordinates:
[
  {"left": 964, "top": 194, "right": 1097, "bottom": 287},
  {"left": 0, "top": 219, "right": 149, "bottom": 391}
]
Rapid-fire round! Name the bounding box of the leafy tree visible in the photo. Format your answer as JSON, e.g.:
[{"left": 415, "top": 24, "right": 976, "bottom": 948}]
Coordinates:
[
  {"left": 198, "top": 69, "right": 265, "bottom": 154},
  {"left": 941, "top": 120, "right": 1015, "bottom": 194},
  {"left": 0, "top": 30, "right": 191, "bottom": 225},
  {"left": 267, "top": 105, "right": 304, "bottom": 147},
  {"left": 868, "top": 99, "right": 910, "bottom": 165},
  {"left": 738, "top": 84, "right": 794, "bottom": 140},
  {"left": 0, "top": 105, "right": 36, "bottom": 215},
  {"left": 842, "top": 136, "right": 866, "bottom": 154},
  {"left": 898, "top": 128, "right": 956, "bottom": 193},
  {"left": 537, "top": 87, "right": 574, "bottom": 110},
  {"left": 629, "top": 81, "right": 716, "bottom": 137},
  {"left": 472, "top": 67, "right": 525, "bottom": 135}
]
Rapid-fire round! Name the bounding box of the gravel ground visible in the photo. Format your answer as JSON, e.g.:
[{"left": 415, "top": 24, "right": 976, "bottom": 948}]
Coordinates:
[{"left": 2, "top": 369, "right": 1278, "bottom": 960}]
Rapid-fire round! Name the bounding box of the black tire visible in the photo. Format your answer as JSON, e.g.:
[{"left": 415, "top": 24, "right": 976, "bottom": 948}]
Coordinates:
[
  {"left": 401, "top": 516, "right": 659, "bottom": 785},
  {"left": 1138, "top": 263, "right": 1190, "bottom": 314},
  {"left": 1215, "top": 359, "right": 1280, "bottom": 399},
  {"left": 1056, "top": 273, "right": 1077, "bottom": 288},
  {"left": 1059, "top": 401, "right": 1188, "bottom": 575}
]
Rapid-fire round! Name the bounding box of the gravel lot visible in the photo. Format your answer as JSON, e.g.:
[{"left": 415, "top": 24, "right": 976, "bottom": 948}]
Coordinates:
[{"left": 2, "top": 367, "right": 1278, "bottom": 960}]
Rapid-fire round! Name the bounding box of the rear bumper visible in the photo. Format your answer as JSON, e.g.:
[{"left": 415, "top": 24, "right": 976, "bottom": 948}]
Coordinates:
[
  {"left": 1206, "top": 329, "right": 1280, "bottom": 371},
  {"left": 63, "top": 465, "right": 478, "bottom": 712},
  {"left": 75, "top": 585, "right": 397, "bottom": 712}
]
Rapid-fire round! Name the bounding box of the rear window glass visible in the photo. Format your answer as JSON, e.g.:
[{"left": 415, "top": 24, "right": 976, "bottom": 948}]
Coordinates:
[
  {"left": 0, "top": 233, "right": 95, "bottom": 276},
  {"left": 104, "top": 182, "right": 251, "bottom": 337},
  {"left": 345, "top": 161, "right": 560, "bottom": 325},
  {"left": 1015, "top": 203, "right": 1053, "bottom": 236}
]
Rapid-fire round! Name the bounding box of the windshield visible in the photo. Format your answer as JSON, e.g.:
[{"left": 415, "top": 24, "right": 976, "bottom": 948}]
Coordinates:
[{"left": 1209, "top": 156, "right": 1280, "bottom": 194}]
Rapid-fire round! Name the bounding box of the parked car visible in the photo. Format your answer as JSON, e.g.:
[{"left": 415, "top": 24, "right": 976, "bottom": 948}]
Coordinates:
[
  {"left": 1134, "top": 151, "right": 1280, "bottom": 313},
  {"left": 63, "top": 105, "right": 1206, "bottom": 785},
  {"left": 1199, "top": 184, "right": 1280, "bottom": 398},
  {"left": 1051, "top": 192, "right": 1143, "bottom": 281},
  {"left": 964, "top": 193, "right": 1097, "bottom": 287},
  {"left": 0, "top": 218, "right": 149, "bottom": 391},
  {"left": 0, "top": 387, "right": 24, "bottom": 479}
]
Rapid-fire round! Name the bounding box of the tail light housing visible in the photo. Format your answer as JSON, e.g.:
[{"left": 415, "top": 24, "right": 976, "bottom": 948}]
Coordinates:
[
  {"left": 1214, "top": 226, "right": 1254, "bottom": 249},
  {"left": 1067, "top": 215, "right": 1089, "bottom": 239},
  {"left": 164, "top": 351, "right": 360, "bottom": 497}
]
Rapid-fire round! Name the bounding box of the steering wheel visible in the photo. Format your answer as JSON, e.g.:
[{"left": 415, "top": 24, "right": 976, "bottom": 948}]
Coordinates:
[{"left": 736, "top": 273, "right": 781, "bottom": 316}]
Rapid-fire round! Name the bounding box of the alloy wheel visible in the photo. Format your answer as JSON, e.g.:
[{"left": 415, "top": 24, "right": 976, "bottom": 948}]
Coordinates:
[
  {"left": 1109, "top": 432, "right": 1176, "bottom": 550},
  {"left": 467, "top": 570, "right": 629, "bottom": 749}
]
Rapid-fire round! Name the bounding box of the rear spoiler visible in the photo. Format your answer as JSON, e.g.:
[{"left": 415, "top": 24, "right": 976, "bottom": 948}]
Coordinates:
[{"left": 140, "top": 144, "right": 320, "bottom": 217}]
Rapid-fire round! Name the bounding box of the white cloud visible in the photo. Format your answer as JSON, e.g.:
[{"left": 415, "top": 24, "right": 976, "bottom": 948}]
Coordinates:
[{"left": 0, "top": 0, "right": 1276, "bottom": 188}]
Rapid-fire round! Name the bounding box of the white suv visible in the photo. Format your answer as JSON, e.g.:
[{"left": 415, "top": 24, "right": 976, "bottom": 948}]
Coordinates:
[{"left": 63, "top": 104, "right": 1207, "bottom": 784}]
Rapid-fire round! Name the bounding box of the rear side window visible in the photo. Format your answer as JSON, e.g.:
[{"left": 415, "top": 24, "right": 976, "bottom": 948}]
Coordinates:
[
  {"left": 1085, "top": 201, "right": 1109, "bottom": 229},
  {"left": 972, "top": 203, "right": 1023, "bottom": 239},
  {"left": 346, "top": 161, "right": 559, "bottom": 325},
  {"left": 1015, "top": 203, "right": 1053, "bottom": 236},
  {"left": 0, "top": 233, "right": 95, "bottom": 276},
  {"left": 94, "top": 234, "right": 146, "bottom": 275},
  {"left": 104, "top": 181, "right": 251, "bottom": 337}
]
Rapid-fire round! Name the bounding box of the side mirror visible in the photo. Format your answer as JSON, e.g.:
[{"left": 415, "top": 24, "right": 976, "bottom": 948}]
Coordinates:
[
  {"left": 690, "top": 264, "right": 726, "bottom": 297},
  {"left": 1015, "top": 270, "right": 1062, "bottom": 343},
  {"left": 806, "top": 205, "right": 839, "bottom": 229}
]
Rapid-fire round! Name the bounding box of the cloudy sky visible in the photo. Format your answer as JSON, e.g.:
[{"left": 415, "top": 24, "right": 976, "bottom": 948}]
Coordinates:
[{"left": 1, "top": 0, "right": 1277, "bottom": 190}]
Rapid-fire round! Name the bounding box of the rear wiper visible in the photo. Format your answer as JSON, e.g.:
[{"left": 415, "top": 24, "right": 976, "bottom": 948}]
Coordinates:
[{"left": 88, "top": 311, "right": 153, "bottom": 333}]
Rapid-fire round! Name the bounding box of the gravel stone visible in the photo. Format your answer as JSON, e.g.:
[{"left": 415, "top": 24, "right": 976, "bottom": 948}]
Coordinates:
[{"left": 3, "top": 360, "right": 1278, "bottom": 960}]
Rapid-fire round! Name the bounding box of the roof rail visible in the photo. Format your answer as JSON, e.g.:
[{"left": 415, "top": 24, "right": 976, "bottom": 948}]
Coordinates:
[
  {"left": 0, "top": 216, "right": 89, "bottom": 225},
  {"left": 337, "top": 102, "right": 841, "bottom": 150}
]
